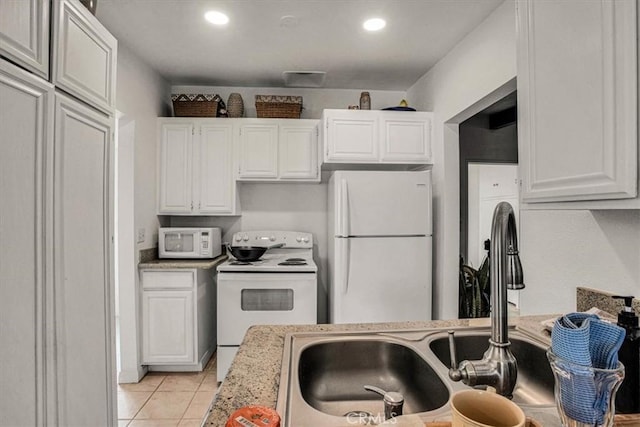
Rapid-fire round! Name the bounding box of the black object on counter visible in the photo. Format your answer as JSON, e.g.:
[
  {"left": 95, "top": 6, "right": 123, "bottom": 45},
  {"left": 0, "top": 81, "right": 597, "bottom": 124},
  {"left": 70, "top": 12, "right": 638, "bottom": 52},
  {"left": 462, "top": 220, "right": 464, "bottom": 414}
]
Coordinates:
[
  {"left": 613, "top": 295, "right": 640, "bottom": 413},
  {"left": 225, "top": 243, "right": 284, "bottom": 262}
]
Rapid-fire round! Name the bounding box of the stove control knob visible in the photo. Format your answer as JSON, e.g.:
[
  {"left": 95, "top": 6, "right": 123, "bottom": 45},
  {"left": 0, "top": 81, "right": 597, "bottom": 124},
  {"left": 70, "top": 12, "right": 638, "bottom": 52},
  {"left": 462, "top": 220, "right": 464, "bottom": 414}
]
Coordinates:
[
  {"left": 242, "top": 234, "right": 249, "bottom": 242},
  {"left": 302, "top": 237, "right": 309, "bottom": 243},
  {"left": 234, "top": 234, "right": 242, "bottom": 242},
  {"left": 269, "top": 235, "right": 276, "bottom": 242},
  {"left": 296, "top": 236, "right": 302, "bottom": 242}
]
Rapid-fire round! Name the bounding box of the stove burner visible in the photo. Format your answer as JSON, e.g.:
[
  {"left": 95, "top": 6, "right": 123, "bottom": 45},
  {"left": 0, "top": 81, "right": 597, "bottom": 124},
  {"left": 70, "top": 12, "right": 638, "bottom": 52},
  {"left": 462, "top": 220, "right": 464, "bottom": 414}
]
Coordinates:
[
  {"left": 278, "top": 260, "right": 308, "bottom": 266},
  {"left": 229, "top": 261, "right": 252, "bottom": 266},
  {"left": 285, "top": 258, "right": 306, "bottom": 262}
]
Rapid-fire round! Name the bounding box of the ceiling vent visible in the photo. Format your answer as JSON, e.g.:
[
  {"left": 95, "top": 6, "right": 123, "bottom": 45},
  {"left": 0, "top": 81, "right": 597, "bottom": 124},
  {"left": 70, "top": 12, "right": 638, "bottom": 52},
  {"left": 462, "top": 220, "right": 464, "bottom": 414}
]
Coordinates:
[{"left": 282, "top": 71, "right": 326, "bottom": 88}]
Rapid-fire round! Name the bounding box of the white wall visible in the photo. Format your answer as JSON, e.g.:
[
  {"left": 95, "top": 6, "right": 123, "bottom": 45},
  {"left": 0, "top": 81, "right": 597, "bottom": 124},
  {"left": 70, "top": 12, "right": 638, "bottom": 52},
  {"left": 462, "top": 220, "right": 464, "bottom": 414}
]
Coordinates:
[
  {"left": 169, "top": 177, "right": 330, "bottom": 323},
  {"left": 406, "top": 0, "right": 517, "bottom": 319},
  {"left": 118, "top": 45, "right": 172, "bottom": 251},
  {"left": 172, "top": 85, "right": 405, "bottom": 119},
  {"left": 115, "top": 43, "right": 170, "bottom": 382},
  {"left": 520, "top": 210, "right": 640, "bottom": 314}
]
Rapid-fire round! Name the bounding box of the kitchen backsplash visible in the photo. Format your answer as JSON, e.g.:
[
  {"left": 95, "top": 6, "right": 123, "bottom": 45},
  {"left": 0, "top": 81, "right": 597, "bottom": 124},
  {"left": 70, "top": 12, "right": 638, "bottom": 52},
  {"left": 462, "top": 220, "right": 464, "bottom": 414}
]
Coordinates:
[
  {"left": 577, "top": 286, "right": 640, "bottom": 316},
  {"left": 139, "top": 247, "right": 157, "bottom": 263}
]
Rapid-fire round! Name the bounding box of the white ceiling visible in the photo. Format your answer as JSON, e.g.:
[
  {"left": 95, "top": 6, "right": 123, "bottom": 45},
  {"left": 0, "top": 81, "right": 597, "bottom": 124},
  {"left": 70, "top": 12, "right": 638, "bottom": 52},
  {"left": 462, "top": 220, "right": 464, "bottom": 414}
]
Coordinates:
[{"left": 96, "top": 0, "right": 503, "bottom": 90}]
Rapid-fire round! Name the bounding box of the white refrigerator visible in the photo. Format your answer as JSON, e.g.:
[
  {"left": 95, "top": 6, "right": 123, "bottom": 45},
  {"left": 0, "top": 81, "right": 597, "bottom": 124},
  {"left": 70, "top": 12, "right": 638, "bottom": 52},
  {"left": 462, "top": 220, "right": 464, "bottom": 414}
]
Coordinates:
[{"left": 328, "top": 170, "right": 433, "bottom": 323}]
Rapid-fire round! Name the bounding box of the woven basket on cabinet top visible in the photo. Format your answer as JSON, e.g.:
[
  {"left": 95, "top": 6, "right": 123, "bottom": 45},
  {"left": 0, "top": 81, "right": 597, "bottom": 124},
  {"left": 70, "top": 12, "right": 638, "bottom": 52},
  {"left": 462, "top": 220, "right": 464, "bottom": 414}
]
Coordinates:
[
  {"left": 255, "top": 95, "right": 302, "bottom": 118},
  {"left": 171, "top": 94, "right": 218, "bottom": 117}
]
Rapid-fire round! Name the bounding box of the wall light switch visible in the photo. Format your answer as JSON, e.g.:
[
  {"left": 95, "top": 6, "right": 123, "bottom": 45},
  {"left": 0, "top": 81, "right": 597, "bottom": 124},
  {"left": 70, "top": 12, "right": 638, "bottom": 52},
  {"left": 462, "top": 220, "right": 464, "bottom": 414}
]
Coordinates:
[{"left": 137, "top": 228, "right": 145, "bottom": 243}]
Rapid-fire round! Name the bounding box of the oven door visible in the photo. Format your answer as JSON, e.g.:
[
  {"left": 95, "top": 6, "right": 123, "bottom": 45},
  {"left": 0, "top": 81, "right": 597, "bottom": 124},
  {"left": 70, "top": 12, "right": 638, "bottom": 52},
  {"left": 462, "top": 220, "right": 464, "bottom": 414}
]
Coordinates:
[{"left": 217, "top": 273, "right": 317, "bottom": 345}]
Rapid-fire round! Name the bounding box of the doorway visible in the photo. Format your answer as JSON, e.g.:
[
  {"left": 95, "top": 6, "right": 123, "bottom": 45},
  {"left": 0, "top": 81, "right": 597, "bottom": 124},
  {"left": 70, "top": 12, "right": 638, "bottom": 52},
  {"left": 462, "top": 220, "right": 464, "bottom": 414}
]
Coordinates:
[{"left": 458, "top": 92, "right": 519, "bottom": 313}]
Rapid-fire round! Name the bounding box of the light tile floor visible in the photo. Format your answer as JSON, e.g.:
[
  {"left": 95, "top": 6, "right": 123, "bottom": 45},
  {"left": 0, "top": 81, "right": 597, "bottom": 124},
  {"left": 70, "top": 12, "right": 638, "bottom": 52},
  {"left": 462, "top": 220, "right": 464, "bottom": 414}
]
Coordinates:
[{"left": 118, "top": 355, "right": 218, "bottom": 427}]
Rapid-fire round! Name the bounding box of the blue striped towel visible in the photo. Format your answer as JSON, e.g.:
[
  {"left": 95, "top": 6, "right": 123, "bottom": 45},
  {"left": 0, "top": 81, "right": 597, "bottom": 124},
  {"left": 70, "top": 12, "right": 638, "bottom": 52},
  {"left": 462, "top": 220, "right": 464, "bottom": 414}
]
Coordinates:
[{"left": 551, "top": 313, "right": 625, "bottom": 424}]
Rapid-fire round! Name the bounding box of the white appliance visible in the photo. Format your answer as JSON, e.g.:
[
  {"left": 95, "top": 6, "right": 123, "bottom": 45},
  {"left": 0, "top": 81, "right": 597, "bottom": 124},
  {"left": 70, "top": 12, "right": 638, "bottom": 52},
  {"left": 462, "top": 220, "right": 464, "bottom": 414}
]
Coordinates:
[
  {"left": 158, "top": 227, "right": 221, "bottom": 259},
  {"left": 216, "top": 231, "right": 317, "bottom": 381},
  {"left": 328, "top": 170, "right": 432, "bottom": 323}
]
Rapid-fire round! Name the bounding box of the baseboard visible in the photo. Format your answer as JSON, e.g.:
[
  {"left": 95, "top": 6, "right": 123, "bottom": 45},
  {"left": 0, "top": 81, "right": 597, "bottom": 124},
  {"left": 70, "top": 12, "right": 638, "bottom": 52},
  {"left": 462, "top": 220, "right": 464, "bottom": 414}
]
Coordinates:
[{"left": 118, "top": 365, "right": 147, "bottom": 384}]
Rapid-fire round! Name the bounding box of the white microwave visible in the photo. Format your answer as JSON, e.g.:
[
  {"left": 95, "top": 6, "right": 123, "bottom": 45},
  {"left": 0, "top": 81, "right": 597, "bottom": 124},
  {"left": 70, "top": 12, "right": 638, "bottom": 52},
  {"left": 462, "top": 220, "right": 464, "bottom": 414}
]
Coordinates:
[{"left": 158, "top": 227, "right": 221, "bottom": 259}]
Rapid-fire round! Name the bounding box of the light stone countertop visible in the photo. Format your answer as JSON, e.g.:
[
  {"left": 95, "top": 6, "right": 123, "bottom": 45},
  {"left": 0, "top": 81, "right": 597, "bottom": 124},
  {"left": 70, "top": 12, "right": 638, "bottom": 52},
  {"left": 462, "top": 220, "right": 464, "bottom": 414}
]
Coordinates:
[
  {"left": 205, "top": 315, "right": 557, "bottom": 426},
  {"left": 138, "top": 254, "right": 227, "bottom": 270}
]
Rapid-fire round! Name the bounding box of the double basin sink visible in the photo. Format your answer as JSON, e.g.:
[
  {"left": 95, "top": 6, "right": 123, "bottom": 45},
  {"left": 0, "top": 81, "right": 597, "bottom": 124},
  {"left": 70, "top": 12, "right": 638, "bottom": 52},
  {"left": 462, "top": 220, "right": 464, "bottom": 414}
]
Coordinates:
[{"left": 276, "top": 326, "right": 556, "bottom": 426}]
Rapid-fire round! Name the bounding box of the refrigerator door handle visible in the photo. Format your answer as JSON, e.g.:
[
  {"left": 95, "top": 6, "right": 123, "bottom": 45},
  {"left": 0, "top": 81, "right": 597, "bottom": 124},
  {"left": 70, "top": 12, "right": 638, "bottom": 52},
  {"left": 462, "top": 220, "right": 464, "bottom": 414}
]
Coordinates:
[
  {"left": 341, "top": 238, "right": 350, "bottom": 294},
  {"left": 340, "top": 178, "right": 349, "bottom": 237}
]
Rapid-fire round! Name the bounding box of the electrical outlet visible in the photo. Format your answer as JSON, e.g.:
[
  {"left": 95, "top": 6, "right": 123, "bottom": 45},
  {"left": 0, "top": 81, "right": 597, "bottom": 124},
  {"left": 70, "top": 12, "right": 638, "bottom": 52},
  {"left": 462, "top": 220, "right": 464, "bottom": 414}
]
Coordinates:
[{"left": 137, "top": 228, "right": 145, "bottom": 243}]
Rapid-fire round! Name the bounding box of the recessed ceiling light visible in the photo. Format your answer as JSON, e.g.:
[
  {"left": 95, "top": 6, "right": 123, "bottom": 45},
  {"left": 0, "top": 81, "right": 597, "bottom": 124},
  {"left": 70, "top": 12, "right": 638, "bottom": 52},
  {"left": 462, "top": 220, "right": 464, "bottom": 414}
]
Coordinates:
[
  {"left": 363, "top": 18, "right": 386, "bottom": 32},
  {"left": 204, "top": 10, "right": 229, "bottom": 26}
]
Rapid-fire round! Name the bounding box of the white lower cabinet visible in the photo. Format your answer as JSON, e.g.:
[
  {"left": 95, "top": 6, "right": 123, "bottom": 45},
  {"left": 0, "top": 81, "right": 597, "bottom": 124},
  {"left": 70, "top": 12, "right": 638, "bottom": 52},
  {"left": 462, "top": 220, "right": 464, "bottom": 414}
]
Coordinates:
[
  {"left": 140, "top": 269, "right": 216, "bottom": 371},
  {"left": 142, "top": 290, "right": 194, "bottom": 364}
]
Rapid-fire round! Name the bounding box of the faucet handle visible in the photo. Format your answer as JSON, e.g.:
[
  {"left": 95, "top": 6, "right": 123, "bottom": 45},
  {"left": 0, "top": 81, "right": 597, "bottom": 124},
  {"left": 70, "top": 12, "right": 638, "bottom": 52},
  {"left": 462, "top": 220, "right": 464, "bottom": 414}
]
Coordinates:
[
  {"left": 364, "top": 385, "right": 404, "bottom": 419},
  {"left": 447, "top": 330, "right": 458, "bottom": 369},
  {"left": 447, "top": 331, "right": 466, "bottom": 382}
]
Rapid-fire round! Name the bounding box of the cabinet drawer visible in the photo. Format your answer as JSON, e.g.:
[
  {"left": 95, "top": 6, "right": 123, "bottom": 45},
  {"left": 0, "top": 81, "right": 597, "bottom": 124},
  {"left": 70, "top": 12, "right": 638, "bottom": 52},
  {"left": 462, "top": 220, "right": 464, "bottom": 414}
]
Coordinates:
[{"left": 142, "top": 270, "right": 195, "bottom": 289}]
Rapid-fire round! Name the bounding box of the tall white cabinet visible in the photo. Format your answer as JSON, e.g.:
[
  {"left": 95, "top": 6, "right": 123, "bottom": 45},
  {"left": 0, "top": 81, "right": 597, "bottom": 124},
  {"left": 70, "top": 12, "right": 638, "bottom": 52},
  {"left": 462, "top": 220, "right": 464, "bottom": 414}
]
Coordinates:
[
  {"left": 0, "top": 1, "right": 117, "bottom": 425},
  {"left": 52, "top": 91, "right": 115, "bottom": 426},
  {"left": 0, "top": 57, "right": 54, "bottom": 427},
  {"left": 517, "top": 0, "right": 638, "bottom": 205}
]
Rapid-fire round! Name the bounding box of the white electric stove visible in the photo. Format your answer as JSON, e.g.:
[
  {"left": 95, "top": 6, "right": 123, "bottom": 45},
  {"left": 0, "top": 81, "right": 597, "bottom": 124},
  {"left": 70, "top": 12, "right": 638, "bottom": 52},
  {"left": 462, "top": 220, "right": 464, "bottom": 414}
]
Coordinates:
[{"left": 216, "top": 231, "right": 318, "bottom": 381}]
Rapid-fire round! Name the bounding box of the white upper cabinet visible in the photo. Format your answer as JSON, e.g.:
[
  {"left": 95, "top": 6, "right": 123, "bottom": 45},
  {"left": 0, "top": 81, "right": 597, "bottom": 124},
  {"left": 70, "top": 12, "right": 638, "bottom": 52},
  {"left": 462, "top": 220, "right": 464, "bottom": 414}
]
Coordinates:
[
  {"left": 517, "top": 0, "right": 638, "bottom": 205},
  {"left": 158, "top": 122, "right": 193, "bottom": 214},
  {"left": 279, "top": 122, "right": 319, "bottom": 180},
  {"left": 238, "top": 122, "right": 279, "bottom": 179},
  {"left": 322, "top": 109, "right": 433, "bottom": 164},
  {"left": 0, "top": 0, "right": 50, "bottom": 79},
  {"left": 199, "top": 124, "right": 236, "bottom": 213},
  {"left": 324, "top": 110, "right": 378, "bottom": 162},
  {"left": 380, "top": 114, "right": 432, "bottom": 162},
  {"left": 52, "top": 0, "right": 117, "bottom": 114},
  {"left": 237, "top": 119, "right": 320, "bottom": 182},
  {"left": 157, "top": 119, "right": 240, "bottom": 216}
]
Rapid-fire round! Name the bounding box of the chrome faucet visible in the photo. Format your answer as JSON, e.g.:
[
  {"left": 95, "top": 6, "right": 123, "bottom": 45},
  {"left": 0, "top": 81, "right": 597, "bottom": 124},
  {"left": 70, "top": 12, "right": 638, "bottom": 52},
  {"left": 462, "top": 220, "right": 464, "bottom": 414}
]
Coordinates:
[
  {"left": 364, "top": 385, "right": 404, "bottom": 420},
  {"left": 448, "top": 201, "right": 525, "bottom": 398}
]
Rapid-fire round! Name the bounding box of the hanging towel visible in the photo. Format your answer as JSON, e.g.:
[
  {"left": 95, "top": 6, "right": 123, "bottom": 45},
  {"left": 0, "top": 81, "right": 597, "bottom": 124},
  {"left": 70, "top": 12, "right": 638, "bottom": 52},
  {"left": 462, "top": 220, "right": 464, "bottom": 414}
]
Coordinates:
[{"left": 551, "top": 313, "right": 626, "bottom": 425}]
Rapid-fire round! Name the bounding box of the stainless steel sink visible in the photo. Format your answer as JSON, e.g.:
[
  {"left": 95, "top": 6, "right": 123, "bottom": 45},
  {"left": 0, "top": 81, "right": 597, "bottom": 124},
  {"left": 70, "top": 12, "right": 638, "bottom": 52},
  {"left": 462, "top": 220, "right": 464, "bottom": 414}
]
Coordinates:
[
  {"left": 298, "top": 339, "right": 449, "bottom": 417},
  {"left": 429, "top": 330, "right": 555, "bottom": 405},
  {"left": 276, "top": 327, "right": 556, "bottom": 426}
]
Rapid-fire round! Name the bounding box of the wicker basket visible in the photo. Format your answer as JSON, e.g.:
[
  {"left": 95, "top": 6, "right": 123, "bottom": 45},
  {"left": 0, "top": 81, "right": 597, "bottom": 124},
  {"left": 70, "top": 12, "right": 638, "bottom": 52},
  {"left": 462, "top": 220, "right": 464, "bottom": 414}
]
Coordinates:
[
  {"left": 171, "top": 94, "right": 218, "bottom": 117},
  {"left": 255, "top": 95, "right": 302, "bottom": 118}
]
